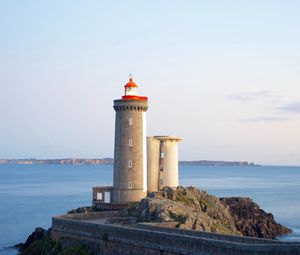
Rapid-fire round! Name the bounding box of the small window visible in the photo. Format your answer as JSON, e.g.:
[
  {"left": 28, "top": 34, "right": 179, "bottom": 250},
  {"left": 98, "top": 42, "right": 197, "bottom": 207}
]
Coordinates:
[
  {"left": 96, "top": 192, "right": 103, "bottom": 200},
  {"left": 128, "top": 160, "right": 133, "bottom": 168},
  {"left": 129, "top": 139, "right": 133, "bottom": 147},
  {"left": 128, "top": 182, "right": 133, "bottom": 189},
  {"left": 104, "top": 191, "right": 111, "bottom": 203},
  {"left": 129, "top": 118, "right": 133, "bottom": 126},
  {"left": 160, "top": 152, "right": 164, "bottom": 158},
  {"left": 159, "top": 179, "right": 164, "bottom": 186}
]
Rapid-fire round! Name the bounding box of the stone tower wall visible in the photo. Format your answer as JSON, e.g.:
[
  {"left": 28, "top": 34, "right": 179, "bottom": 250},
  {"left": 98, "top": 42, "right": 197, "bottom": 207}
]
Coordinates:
[
  {"left": 147, "top": 137, "right": 160, "bottom": 192},
  {"left": 163, "top": 139, "right": 180, "bottom": 188},
  {"left": 147, "top": 136, "right": 181, "bottom": 191},
  {"left": 113, "top": 99, "right": 148, "bottom": 203}
]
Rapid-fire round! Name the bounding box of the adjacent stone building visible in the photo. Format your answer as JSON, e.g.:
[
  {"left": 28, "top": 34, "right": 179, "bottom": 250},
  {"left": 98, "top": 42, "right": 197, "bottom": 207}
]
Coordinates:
[{"left": 147, "top": 136, "right": 182, "bottom": 192}]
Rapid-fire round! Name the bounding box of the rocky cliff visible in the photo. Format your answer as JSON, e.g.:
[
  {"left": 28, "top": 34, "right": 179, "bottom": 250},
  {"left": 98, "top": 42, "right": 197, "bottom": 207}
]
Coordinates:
[
  {"left": 124, "top": 186, "right": 291, "bottom": 239},
  {"left": 16, "top": 228, "right": 92, "bottom": 255},
  {"left": 220, "top": 197, "right": 291, "bottom": 239}
]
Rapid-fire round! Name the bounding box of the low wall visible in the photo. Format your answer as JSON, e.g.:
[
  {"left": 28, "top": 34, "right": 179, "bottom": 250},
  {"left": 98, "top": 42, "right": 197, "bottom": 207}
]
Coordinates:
[
  {"left": 135, "top": 223, "right": 282, "bottom": 244},
  {"left": 51, "top": 213, "right": 300, "bottom": 255},
  {"left": 92, "top": 202, "right": 129, "bottom": 211},
  {"left": 61, "top": 211, "right": 120, "bottom": 220}
]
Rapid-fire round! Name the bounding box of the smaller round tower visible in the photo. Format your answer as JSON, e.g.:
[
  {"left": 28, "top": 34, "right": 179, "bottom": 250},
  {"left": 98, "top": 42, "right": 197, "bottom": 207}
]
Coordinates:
[{"left": 147, "top": 136, "right": 182, "bottom": 192}]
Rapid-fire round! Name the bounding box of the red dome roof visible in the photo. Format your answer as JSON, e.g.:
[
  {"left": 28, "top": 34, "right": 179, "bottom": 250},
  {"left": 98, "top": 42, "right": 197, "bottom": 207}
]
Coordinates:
[{"left": 124, "top": 78, "right": 138, "bottom": 88}]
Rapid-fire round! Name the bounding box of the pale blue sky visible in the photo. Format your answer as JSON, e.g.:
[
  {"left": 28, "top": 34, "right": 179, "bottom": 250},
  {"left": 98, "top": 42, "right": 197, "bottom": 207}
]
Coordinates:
[{"left": 1, "top": 1, "right": 300, "bottom": 165}]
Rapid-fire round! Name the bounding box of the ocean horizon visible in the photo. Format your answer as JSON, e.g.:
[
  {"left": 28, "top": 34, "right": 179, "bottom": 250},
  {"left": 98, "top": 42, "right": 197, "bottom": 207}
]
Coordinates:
[{"left": 0, "top": 164, "right": 299, "bottom": 255}]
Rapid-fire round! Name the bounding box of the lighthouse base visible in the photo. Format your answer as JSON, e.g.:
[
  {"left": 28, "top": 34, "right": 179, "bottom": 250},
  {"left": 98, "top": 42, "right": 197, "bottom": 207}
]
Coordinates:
[{"left": 113, "top": 188, "right": 146, "bottom": 204}]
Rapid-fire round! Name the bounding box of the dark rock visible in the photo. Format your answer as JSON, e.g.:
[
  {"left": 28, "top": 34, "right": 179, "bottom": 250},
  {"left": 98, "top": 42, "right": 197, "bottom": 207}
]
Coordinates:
[
  {"left": 220, "top": 197, "right": 292, "bottom": 239},
  {"left": 68, "top": 206, "right": 95, "bottom": 214},
  {"left": 68, "top": 206, "right": 98, "bottom": 214},
  {"left": 17, "top": 233, "right": 93, "bottom": 255},
  {"left": 162, "top": 186, "right": 174, "bottom": 199},
  {"left": 14, "top": 243, "right": 23, "bottom": 249},
  {"left": 16, "top": 227, "right": 48, "bottom": 252}
]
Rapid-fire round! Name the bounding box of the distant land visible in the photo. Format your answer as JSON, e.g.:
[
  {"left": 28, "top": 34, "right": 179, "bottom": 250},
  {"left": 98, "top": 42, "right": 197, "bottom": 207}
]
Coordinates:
[
  {"left": 0, "top": 158, "right": 258, "bottom": 166},
  {"left": 179, "top": 160, "right": 258, "bottom": 166}
]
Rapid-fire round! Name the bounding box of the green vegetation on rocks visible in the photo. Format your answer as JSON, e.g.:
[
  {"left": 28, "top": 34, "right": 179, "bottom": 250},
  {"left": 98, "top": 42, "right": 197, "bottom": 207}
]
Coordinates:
[
  {"left": 20, "top": 237, "right": 93, "bottom": 255},
  {"left": 17, "top": 229, "right": 93, "bottom": 255}
]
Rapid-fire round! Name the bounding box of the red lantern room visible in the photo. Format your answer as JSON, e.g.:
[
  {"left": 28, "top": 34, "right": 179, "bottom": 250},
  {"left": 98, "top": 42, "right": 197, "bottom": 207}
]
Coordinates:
[
  {"left": 124, "top": 78, "right": 138, "bottom": 96},
  {"left": 122, "top": 78, "right": 148, "bottom": 101}
]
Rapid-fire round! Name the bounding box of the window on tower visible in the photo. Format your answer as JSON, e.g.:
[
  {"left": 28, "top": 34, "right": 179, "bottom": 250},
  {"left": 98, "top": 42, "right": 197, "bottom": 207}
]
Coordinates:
[
  {"left": 126, "top": 87, "right": 137, "bottom": 96},
  {"left": 128, "top": 182, "right": 133, "bottom": 189},
  {"left": 129, "top": 118, "right": 133, "bottom": 126},
  {"left": 129, "top": 139, "right": 133, "bottom": 147},
  {"left": 128, "top": 160, "right": 133, "bottom": 168},
  {"left": 96, "top": 192, "right": 103, "bottom": 200},
  {"left": 159, "top": 179, "right": 164, "bottom": 187}
]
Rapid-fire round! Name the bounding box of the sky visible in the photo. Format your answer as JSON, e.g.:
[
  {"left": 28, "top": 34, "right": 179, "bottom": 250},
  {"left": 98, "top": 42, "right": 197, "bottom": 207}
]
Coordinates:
[{"left": 0, "top": 1, "right": 300, "bottom": 165}]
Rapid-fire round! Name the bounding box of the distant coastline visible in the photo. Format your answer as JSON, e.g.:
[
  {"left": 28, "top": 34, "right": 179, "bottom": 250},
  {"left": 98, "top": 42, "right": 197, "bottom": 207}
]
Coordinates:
[
  {"left": 179, "top": 160, "right": 259, "bottom": 166},
  {"left": 0, "top": 158, "right": 259, "bottom": 166},
  {"left": 0, "top": 158, "right": 114, "bottom": 165}
]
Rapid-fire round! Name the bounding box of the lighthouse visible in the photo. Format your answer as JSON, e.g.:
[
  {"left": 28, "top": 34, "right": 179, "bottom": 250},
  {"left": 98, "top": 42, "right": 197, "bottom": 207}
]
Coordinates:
[
  {"left": 112, "top": 78, "right": 148, "bottom": 203},
  {"left": 92, "top": 77, "right": 182, "bottom": 208}
]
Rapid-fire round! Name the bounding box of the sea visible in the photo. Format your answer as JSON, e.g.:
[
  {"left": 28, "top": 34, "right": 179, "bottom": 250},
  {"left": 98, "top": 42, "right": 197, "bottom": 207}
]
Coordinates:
[{"left": 0, "top": 164, "right": 299, "bottom": 255}]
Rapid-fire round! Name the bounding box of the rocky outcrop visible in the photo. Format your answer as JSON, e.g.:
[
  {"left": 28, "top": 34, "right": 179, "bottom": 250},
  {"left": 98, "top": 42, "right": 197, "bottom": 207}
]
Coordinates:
[
  {"left": 220, "top": 197, "right": 291, "bottom": 239},
  {"left": 15, "top": 227, "right": 48, "bottom": 253},
  {"left": 16, "top": 227, "right": 93, "bottom": 255},
  {"left": 125, "top": 186, "right": 291, "bottom": 239},
  {"left": 68, "top": 206, "right": 95, "bottom": 214},
  {"left": 125, "top": 186, "right": 240, "bottom": 235}
]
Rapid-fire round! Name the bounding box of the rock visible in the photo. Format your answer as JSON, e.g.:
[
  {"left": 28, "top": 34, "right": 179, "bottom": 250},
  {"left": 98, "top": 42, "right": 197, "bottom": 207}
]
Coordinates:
[
  {"left": 17, "top": 228, "right": 93, "bottom": 255},
  {"left": 68, "top": 206, "right": 98, "bottom": 214},
  {"left": 124, "top": 186, "right": 291, "bottom": 239},
  {"left": 125, "top": 186, "right": 240, "bottom": 235},
  {"left": 16, "top": 227, "right": 48, "bottom": 252},
  {"left": 162, "top": 186, "right": 174, "bottom": 199},
  {"left": 220, "top": 197, "right": 292, "bottom": 239},
  {"left": 68, "top": 206, "right": 90, "bottom": 214}
]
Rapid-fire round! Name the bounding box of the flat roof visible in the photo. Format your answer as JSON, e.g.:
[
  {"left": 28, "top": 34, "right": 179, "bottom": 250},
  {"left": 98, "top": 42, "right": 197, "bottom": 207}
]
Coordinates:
[{"left": 149, "top": 136, "right": 182, "bottom": 141}]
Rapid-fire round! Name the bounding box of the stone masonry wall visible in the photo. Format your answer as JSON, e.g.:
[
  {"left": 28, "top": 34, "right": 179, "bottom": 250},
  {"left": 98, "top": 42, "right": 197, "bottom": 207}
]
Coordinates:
[
  {"left": 134, "top": 223, "right": 282, "bottom": 244},
  {"left": 113, "top": 99, "right": 148, "bottom": 203},
  {"left": 51, "top": 213, "right": 300, "bottom": 255}
]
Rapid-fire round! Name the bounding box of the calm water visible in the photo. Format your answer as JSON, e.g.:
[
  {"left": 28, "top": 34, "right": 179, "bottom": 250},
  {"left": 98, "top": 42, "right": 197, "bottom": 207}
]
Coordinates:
[{"left": 0, "top": 164, "right": 299, "bottom": 254}]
